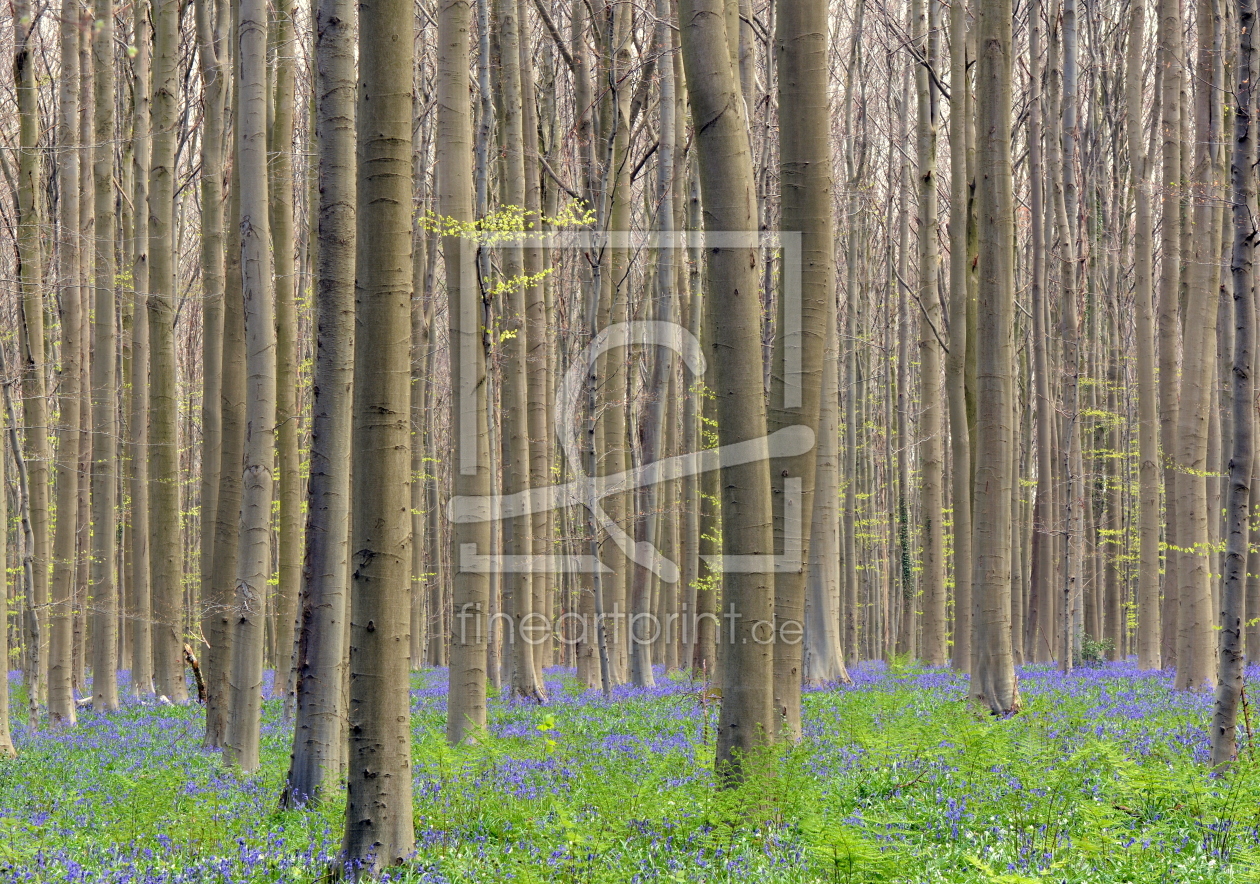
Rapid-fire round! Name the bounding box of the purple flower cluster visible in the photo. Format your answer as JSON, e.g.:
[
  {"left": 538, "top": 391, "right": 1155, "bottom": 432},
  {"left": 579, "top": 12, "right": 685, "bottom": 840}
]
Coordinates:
[{"left": 0, "top": 660, "right": 1247, "bottom": 882}]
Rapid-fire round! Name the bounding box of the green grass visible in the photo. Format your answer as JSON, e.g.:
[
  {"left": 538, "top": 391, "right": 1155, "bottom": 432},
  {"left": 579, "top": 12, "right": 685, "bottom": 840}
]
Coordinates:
[{"left": 0, "top": 661, "right": 1257, "bottom": 882}]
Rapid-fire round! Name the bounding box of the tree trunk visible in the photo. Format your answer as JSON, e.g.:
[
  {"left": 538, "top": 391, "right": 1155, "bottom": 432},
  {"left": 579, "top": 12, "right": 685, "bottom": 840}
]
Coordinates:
[
  {"left": 1050, "top": 0, "right": 1084, "bottom": 672},
  {"left": 90, "top": 0, "right": 120, "bottom": 712},
  {"left": 128, "top": 0, "right": 155, "bottom": 698},
  {"left": 0, "top": 388, "right": 15, "bottom": 755},
  {"left": 1157, "top": 0, "right": 1184, "bottom": 670},
  {"left": 689, "top": 162, "right": 720, "bottom": 681},
  {"left": 1173, "top": 0, "right": 1223, "bottom": 692},
  {"left": 443, "top": 0, "right": 491, "bottom": 742},
  {"left": 1250, "top": 291, "right": 1260, "bottom": 665},
  {"left": 840, "top": 0, "right": 865, "bottom": 664},
  {"left": 271, "top": 0, "right": 301, "bottom": 713},
  {"left": 629, "top": 0, "right": 680, "bottom": 690},
  {"left": 600, "top": 2, "right": 633, "bottom": 686},
  {"left": 13, "top": 0, "right": 50, "bottom": 705},
  {"left": 769, "top": 0, "right": 831, "bottom": 734},
  {"left": 494, "top": 0, "right": 546, "bottom": 701},
  {"left": 518, "top": 0, "right": 554, "bottom": 679},
  {"left": 410, "top": 116, "right": 433, "bottom": 672},
  {"left": 342, "top": 0, "right": 415, "bottom": 865},
  {"left": 1, "top": 341, "right": 38, "bottom": 732},
  {"left": 1211, "top": 0, "right": 1255, "bottom": 764},
  {"left": 282, "top": 0, "right": 356, "bottom": 801},
  {"left": 947, "top": 0, "right": 973, "bottom": 672},
  {"left": 49, "top": 0, "right": 82, "bottom": 727},
  {"left": 149, "top": 0, "right": 188, "bottom": 704},
  {"left": 194, "top": 0, "right": 229, "bottom": 728},
  {"left": 804, "top": 278, "right": 850, "bottom": 684},
  {"left": 1128, "top": 0, "right": 1161, "bottom": 670},
  {"left": 915, "top": 0, "right": 946, "bottom": 667},
  {"left": 1027, "top": 0, "right": 1054, "bottom": 664},
  {"left": 225, "top": 0, "right": 276, "bottom": 772},
  {"left": 970, "top": 0, "right": 1020, "bottom": 714},
  {"left": 679, "top": 0, "right": 776, "bottom": 777},
  {"left": 205, "top": 176, "right": 245, "bottom": 749}
]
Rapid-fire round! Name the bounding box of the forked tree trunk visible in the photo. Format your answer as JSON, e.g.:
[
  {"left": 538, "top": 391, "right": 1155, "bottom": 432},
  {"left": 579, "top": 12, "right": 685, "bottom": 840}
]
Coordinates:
[
  {"left": 282, "top": 0, "right": 356, "bottom": 802},
  {"left": 679, "top": 0, "right": 776, "bottom": 778},
  {"left": 342, "top": 0, "right": 415, "bottom": 865}
]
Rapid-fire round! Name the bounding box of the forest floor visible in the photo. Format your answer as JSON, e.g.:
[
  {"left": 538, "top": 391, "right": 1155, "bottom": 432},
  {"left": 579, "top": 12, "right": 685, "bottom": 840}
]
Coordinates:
[{"left": 0, "top": 660, "right": 1254, "bottom": 883}]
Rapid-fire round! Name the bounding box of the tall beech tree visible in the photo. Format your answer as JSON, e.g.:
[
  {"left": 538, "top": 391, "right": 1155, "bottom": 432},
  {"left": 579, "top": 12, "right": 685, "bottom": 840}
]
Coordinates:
[
  {"left": 149, "top": 0, "right": 188, "bottom": 704},
  {"left": 970, "top": 0, "right": 1021, "bottom": 714},
  {"left": 197, "top": 0, "right": 235, "bottom": 748},
  {"left": 6, "top": 0, "right": 1260, "bottom": 790},
  {"left": 283, "top": 0, "right": 357, "bottom": 804},
  {"left": 1173, "top": 0, "right": 1223, "bottom": 692},
  {"left": 1128, "top": 0, "right": 1162, "bottom": 670},
  {"left": 342, "top": 0, "right": 416, "bottom": 866},
  {"left": 195, "top": 0, "right": 228, "bottom": 725},
  {"left": 271, "top": 0, "right": 302, "bottom": 704},
  {"left": 1157, "top": 0, "right": 1185, "bottom": 670},
  {"left": 225, "top": 0, "right": 277, "bottom": 773},
  {"left": 679, "top": 0, "right": 776, "bottom": 778},
  {"left": 127, "top": 0, "right": 155, "bottom": 699},
  {"left": 494, "top": 0, "right": 546, "bottom": 701},
  {"left": 946, "top": 0, "right": 974, "bottom": 673},
  {"left": 206, "top": 176, "right": 247, "bottom": 748},
  {"left": 13, "top": 0, "right": 50, "bottom": 705},
  {"left": 89, "top": 0, "right": 119, "bottom": 713},
  {"left": 1211, "top": 0, "right": 1255, "bottom": 766},
  {"left": 771, "top": 0, "right": 835, "bottom": 729},
  {"left": 441, "top": 0, "right": 491, "bottom": 746},
  {"left": 914, "top": 0, "right": 946, "bottom": 666},
  {"left": 48, "top": 0, "right": 82, "bottom": 727}
]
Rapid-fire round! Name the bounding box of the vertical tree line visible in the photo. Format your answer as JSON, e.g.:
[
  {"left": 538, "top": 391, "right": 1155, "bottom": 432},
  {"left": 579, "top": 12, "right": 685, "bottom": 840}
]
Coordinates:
[{"left": 5, "top": 0, "right": 1260, "bottom": 872}]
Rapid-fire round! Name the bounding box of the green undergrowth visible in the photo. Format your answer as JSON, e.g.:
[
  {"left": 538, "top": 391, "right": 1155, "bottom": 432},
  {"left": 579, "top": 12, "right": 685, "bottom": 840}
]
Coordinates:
[{"left": 0, "top": 663, "right": 1257, "bottom": 882}]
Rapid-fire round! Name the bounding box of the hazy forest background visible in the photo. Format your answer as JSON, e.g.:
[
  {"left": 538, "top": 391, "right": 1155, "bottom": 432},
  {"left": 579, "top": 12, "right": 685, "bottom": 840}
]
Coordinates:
[{"left": 1, "top": 0, "right": 1260, "bottom": 879}]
